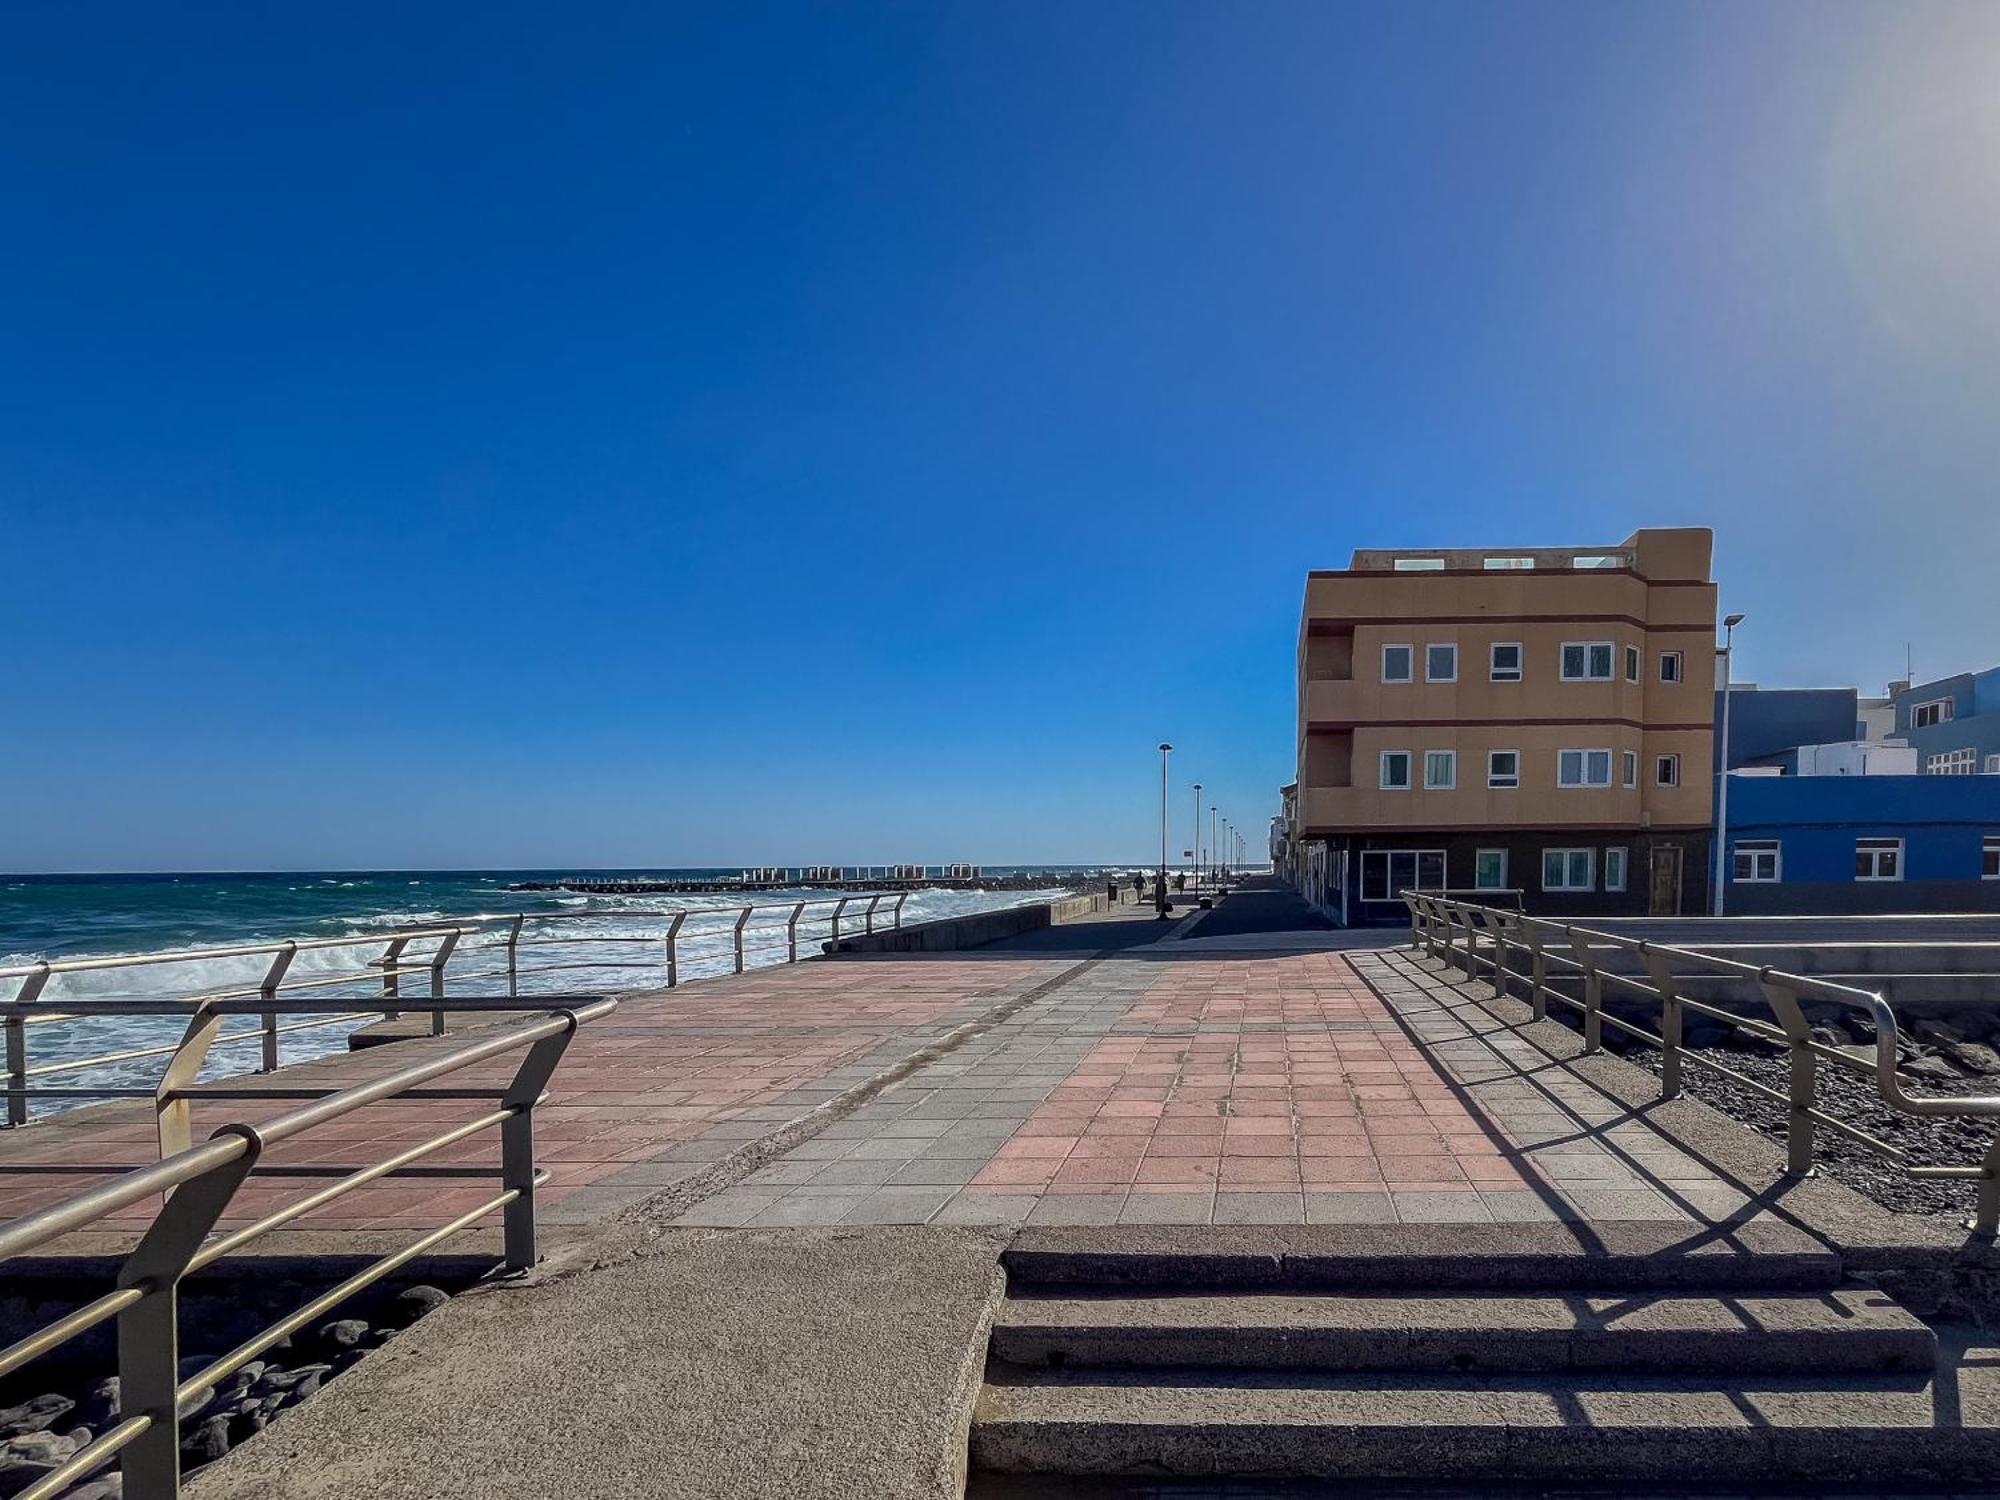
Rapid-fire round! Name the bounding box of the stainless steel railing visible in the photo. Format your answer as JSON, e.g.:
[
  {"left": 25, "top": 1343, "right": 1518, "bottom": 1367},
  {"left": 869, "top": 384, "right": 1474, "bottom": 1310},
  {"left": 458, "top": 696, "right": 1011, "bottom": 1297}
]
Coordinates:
[
  {"left": 1400, "top": 889, "right": 2000, "bottom": 1233},
  {"left": 0, "top": 995, "right": 614, "bottom": 1500},
  {"left": 1, "top": 893, "right": 908, "bottom": 1127}
]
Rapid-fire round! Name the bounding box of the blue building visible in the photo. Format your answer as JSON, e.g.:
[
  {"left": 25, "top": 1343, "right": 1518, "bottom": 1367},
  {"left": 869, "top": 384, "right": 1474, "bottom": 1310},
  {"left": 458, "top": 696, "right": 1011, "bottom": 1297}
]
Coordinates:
[
  {"left": 1891, "top": 666, "right": 2000, "bottom": 776},
  {"left": 1714, "top": 686, "right": 1862, "bottom": 773},
  {"left": 1721, "top": 773, "right": 2000, "bottom": 914}
]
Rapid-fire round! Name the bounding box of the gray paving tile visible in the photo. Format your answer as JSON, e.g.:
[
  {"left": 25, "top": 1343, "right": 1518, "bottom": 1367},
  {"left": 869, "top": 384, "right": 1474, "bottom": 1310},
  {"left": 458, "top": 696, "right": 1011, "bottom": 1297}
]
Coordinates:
[
  {"left": 1304, "top": 1191, "right": 1396, "bottom": 1224},
  {"left": 1117, "top": 1192, "right": 1215, "bottom": 1225},
  {"left": 1392, "top": 1191, "right": 1494, "bottom": 1223},
  {"left": 1026, "top": 1195, "right": 1128, "bottom": 1226},
  {"left": 1213, "top": 1192, "right": 1305, "bottom": 1225},
  {"left": 838, "top": 1186, "right": 956, "bottom": 1224},
  {"left": 804, "top": 1159, "right": 902, "bottom": 1187},
  {"left": 747, "top": 1193, "right": 869, "bottom": 1226},
  {"left": 672, "top": 1190, "right": 782, "bottom": 1227},
  {"left": 932, "top": 1192, "right": 1039, "bottom": 1226}
]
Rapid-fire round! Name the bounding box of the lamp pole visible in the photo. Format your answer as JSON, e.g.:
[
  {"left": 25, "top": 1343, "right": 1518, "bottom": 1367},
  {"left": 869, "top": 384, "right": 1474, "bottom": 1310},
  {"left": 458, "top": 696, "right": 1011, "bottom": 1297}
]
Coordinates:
[
  {"left": 1712, "top": 613, "right": 1745, "bottom": 917},
  {"left": 1192, "top": 782, "right": 1203, "bottom": 892},
  {"left": 1157, "top": 742, "right": 1174, "bottom": 919}
]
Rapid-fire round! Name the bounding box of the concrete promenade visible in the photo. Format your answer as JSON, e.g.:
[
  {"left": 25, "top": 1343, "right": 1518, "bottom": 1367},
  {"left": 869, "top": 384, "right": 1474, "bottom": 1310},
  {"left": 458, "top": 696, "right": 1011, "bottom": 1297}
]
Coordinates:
[{"left": 13, "top": 881, "right": 1990, "bottom": 1498}]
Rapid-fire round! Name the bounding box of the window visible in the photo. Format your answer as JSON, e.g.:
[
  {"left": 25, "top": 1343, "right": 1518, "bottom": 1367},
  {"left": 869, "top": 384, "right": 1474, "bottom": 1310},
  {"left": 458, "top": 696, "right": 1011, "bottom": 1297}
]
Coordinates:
[
  {"left": 1379, "top": 750, "right": 1412, "bottom": 790},
  {"left": 1733, "top": 839, "right": 1781, "bottom": 882},
  {"left": 1656, "top": 754, "right": 1681, "bottom": 787},
  {"left": 1425, "top": 643, "right": 1458, "bottom": 683},
  {"left": 1489, "top": 642, "right": 1522, "bottom": 682},
  {"left": 1381, "top": 644, "right": 1413, "bottom": 683},
  {"left": 1558, "top": 748, "right": 1613, "bottom": 787},
  {"left": 1423, "top": 750, "right": 1457, "bottom": 790},
  {"left": 1474, "top": 849, "right": 1508, "bottom": 889},
  {"left": 1624, "top": 645, "right": 1640, "bottom": 682},
  {"left": 1482, "top": 556, "right": 1535, "bottom": 570},
  {"left": 1561, "top": 641, "right": 1616, "bottom": 681},
  {"left": 1359, "top": 849, "right": 1446, "bottom": 902},
  {"left": 1911, "top": 698, "right": 1954, "bottom": 729},
  {"left": 1392, "top": 557, "right": 1446, "bottom": 571},
  {"left": 1928, "top": 748, "right": 1978, "bottom": 775},
  {"left": 1570, "top": 554, "right": 1622, "bottom": 569},
  {"left": 1622, "top": 750, "right": 1638, "bottom": 788},
  {"left": 1604, "top": 847, "right": 1628, "bottom": 892},
  {"left": 1985, "top": 837, "right": 2000, "bottom": 880},
  {"left": 1988, "top": 755, "right": 2000, "bottom": 775},
  {"left": 1659, "top": 651, "right": 1684, "bottom": 683},
  {"left": 1487, "top": 749, "right": 1520, "bottom": 789},
  {"left": 1855, "top": 837, "right": 1903, "bottom": 881},
  {"left": 1542, "top": 848, "right": 1594, "bottom": 891}
]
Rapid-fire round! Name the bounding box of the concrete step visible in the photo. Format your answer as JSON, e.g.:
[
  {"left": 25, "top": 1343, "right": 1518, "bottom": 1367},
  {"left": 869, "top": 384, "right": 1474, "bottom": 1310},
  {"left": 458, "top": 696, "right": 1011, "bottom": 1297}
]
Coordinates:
[
  {"left": 1002, "top": 1224, "right": 1843, "bottom": 1294},
  {"left": 970, "top": 1364, "right": 2000, "bottom": 1485},
  {"left": 991, "top": 1287, "right": 1935, "bottom": 1375}
]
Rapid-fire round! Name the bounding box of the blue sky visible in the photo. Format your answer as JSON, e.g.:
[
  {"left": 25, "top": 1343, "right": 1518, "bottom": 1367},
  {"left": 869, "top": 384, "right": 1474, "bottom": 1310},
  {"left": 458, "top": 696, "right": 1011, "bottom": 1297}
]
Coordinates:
[{"left": 4, "top": 2, "right": 1998, "bottom": 872}]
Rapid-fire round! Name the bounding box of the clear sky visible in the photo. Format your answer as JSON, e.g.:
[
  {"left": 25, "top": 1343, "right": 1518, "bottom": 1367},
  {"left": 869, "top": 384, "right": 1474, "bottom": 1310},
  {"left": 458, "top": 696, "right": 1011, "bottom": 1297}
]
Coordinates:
[{"left": 4, "top": 2, "right": 1998, "bottom": 873}]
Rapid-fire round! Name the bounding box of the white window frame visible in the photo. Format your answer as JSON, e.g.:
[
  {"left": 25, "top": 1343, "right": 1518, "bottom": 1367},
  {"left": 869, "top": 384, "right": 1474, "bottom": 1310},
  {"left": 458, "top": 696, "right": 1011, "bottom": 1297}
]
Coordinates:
[
  {"left": 1381, "top": 643, "right": 1414, "bottom": 683},
  {"left": 1487, "top": 749, "right": 1520, "bottom": 789},
  {"left": 1659, "top": 651, "right": 1684, "bottom": 683},
  {"left": 1603, "top": 847, "right": 1629, "bottom": 893},
  {"left": 1423, "top": 749, "right": 1457, "bottom": 790},
  {"left": 1911, "top": 697, "right": 1954, "bottom": 729},
  {"left": 1560, "top": 640, "right": 1616, "bottom": 682},
  {"left": 1984, "top": 836, "right": 2000, "bottom": 880},
  {"left": 1733, "top": 839, "right": 1781, "bottom": 883},
  {"left": 1379, "top": 750, "right": 1413, "bottom": 791},
  {"left": 1392, "top": 557, "right": 1446, "bottom": 572},
  {"left": 1482, "top": 556, "right": 1535, "bottom": 570},
  {"left": 1558, "top": 748, "right": 1614, "bottom": 788},
  {"left": 1622, "top": 750, "right": 1638, "bottom": 789},
  {"left": 1987, "top": 755, "right": 2000, "bottom": 775},
  {"left": 1489, "top": 642, "right": 1522, "bottom": 682},
  {"left": 1624, "top": 645, "right": 1640, "bottom": 682},
  {"left": 1425, "top": 643, "right": 1458, "bottom": 683},
  {"left": 1855, "top": 837, "right": 1904, "bottom": 882},
  {"left": 1656, "top": 753, "right": 1681, "bottom": 787},
  {"left": 1474, "top": 848, "right": 1509, "bottom": 889},
  {"left": 1928, "top": 748, "right": 1978, "bottom": 776},
  {"left": 1542, "top": 847, "right": 1595, "bottom": 891}
]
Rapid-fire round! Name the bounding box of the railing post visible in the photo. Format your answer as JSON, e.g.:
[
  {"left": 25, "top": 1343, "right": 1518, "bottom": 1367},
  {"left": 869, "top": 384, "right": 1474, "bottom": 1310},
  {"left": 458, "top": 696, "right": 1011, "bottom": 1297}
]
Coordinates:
[
  {"left": 892, "top": 893, "right": 908, "bottom": 929},
  {"left": 1446, "top": 902, "right": 1478, "bottom": 980},
  {"left": 1488, "top": 912, "right": 1511, "bottom": 999},
  {"left": 732, "top": 907, "right": 751, "bottom": 974},
  {"left": 1566, "top": 930, "right": 1603, "bottom": 1054},
  {"left": 117, "top": 1126, "right": 262, "bottom": 1500},
  {"left": 1760, "top": 978, "right": 1818, "bottom": 1177},
  {"left": 257, "top": 943, "right": 296, "bottom": 1074},
  {"left": 380, "top": 935, "right": 411, "bottom": 1020},
  {"left": 1974, "top": 1134, "right": 2000, "bottom": 1237},
  {"left": 6, "top": 967, "right": 48, "bottom": 1127},
  {"left": 863, "top": 894, "right": 882, "bottom": 935},
  {"left": 1420, "top": 897, "right": 1441, "bottom": 962},
  {"left": 505, "top": 915, "right": 525, "bottom": 998},
  {"left": 1640, "top": 946, "right": 1682, "bottom": 1099},
  {"left": 1523, "top": 922, "right": 1549, "bottom": 1021},
  {"left": 664, "top": 913, "right": 686, "bottom": 988},
  {"left": 156, "top": 1006, "right": 225, "bottom": 1161},
  {"left": 428, "top": 931, "right": 460, "bottom": 1037},
  {"left": 787, "top": 902, "right": 805, "bottom": 962},
  {"left": 499, "top": 1015, "right": 581, "bottom": 1272},
  {"left": 1407, "top": 898, "right": 1422, "bottom": 951},
  {"left": 830, "top": 897, "right": 850, "bottom": 950}
]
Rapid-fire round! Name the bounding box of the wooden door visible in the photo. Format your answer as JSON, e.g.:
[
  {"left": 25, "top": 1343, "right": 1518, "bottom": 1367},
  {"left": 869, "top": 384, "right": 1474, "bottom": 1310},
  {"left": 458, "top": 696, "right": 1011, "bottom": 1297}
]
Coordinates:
[{"left": 1648, "top": 845, "right": 1683, "bottom": 916}]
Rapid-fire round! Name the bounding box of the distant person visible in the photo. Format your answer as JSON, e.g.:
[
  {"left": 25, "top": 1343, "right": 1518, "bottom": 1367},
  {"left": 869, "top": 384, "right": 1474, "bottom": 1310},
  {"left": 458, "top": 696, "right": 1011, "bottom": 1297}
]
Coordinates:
[
  {"left": 1131, "top": 874, "right": 1144, "bottom": 901},
  {"left": 1174, "top": 872, "right": 1186, "bottom": 893}
]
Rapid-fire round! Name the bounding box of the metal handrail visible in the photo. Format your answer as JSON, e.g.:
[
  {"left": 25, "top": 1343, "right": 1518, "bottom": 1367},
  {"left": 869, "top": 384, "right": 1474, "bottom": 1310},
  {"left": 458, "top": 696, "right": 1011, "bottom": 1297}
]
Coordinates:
[
  {"left": 0, "top": 995, "right": 614, "bottom": 1500},
  {"left": 4, "top": 893, "right": 912, "bottom": 1127},
  {"left": 1400, "top": 889, "right": 2000, "bottom": 1233}
]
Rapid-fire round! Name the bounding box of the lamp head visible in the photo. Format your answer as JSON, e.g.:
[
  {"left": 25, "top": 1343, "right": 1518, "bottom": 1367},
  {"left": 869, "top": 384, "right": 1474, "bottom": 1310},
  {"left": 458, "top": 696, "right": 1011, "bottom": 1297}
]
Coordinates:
[
  {"left": 1159, "top": 741, "right": 1173, "bottom": 752},
  {"left": 1724, "top": 612, "right": 1746, "bottom": 629}
]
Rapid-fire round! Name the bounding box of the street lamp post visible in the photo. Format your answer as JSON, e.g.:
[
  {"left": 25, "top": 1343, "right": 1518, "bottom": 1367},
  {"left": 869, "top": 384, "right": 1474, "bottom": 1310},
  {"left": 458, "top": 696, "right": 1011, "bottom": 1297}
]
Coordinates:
[
  {"left": 1712, "top": 613, "right": 1745, "bottom": 917},
  {"left": 1209, "top": 806, "right": 1217, "bottom": 891},
  {"left": 1157, "top": 742, "right": 1174, "bottom": 919},
  {"left": 1192, "top": 782, "right": 1203, "bottom": 893}
]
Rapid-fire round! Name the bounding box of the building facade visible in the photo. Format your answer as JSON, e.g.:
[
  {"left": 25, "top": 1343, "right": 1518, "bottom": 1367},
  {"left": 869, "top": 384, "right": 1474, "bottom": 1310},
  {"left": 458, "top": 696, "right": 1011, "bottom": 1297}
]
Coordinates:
[
  {"left": 1722, "top": 774, "right": 2000, "bottom": 914},
  {"left": 1889, "top": 666, "right": 2000, "bottom": 776},
  {"left": 1294, "top": 528, "right": 1716, "bottom": 924}
]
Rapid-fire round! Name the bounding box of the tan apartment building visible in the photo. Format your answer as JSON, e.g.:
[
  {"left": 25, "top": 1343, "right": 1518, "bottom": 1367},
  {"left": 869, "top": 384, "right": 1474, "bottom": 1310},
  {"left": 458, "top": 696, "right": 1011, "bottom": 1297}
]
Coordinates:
[{"left": 1293, "top": 527, "right": 1717, "bottom": 924}]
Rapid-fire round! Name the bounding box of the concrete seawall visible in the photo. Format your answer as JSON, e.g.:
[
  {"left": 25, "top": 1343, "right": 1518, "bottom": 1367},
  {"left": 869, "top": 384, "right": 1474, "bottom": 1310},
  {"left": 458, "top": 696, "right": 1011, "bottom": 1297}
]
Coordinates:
[{"left": 826, "top": 894, "right": 1108, "bottom": 955}]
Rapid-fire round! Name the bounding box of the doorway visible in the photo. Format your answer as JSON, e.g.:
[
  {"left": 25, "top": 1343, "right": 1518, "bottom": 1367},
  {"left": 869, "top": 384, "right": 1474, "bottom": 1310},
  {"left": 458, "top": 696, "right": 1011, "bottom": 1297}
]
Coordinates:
[{"left": 1648, "top": 845, "right": 1683, "bottom": 916}]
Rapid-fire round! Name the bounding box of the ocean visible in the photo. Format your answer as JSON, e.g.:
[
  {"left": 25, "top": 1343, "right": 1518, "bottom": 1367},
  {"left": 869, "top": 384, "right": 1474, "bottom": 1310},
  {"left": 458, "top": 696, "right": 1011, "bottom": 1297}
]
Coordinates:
[{"left": 0, "top": 868, "right": 1112, "bottom": 1111}]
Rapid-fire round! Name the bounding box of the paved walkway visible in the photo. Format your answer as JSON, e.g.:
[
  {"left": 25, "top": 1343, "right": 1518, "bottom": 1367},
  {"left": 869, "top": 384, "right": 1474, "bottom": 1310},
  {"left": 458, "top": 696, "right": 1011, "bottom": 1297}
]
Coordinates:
[{"left": 0, "top": 883, "right": 1759, "bottom": 1242}]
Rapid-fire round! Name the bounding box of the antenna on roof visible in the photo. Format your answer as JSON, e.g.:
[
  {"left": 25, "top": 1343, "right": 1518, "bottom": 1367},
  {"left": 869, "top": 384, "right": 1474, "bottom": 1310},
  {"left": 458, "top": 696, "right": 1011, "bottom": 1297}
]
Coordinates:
[{"left": 1907, "top": 642, "right": 1914, "bottom": 683}]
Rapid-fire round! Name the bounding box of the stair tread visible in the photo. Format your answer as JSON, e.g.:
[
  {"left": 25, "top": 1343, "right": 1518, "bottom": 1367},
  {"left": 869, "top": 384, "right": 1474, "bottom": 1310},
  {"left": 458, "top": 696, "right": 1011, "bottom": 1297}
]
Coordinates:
[
  {"left": 995, "top": 1287, "right": 1928, "bottom": 1338},
  {"left": 974, "top": 1363, "right": 1997, "bottom": 1431}
]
